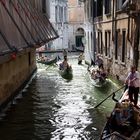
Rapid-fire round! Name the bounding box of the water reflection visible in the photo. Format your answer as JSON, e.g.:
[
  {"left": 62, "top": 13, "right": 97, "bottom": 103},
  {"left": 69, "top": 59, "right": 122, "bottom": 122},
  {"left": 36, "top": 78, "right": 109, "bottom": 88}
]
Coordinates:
[{"left": 0, "top": 54, "right": 122, "bottom": 140}]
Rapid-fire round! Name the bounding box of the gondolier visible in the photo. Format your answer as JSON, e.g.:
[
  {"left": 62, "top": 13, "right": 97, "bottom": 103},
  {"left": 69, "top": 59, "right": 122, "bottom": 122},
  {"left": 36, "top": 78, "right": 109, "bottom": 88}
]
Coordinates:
[
  {"left": 125, "top": 65, "right": 140, "bottom": 107},
  {"left": 58, "top": 56, "right": 73, "bottom": 80},
  {"left": 60, "top": 56, "right": 69, "bottom": 70},
  {"left": 63, "top": 49, "right": 67, "bottom": 58},
  {"left": 78, "top": 53, "right": 84, "bottom": 64},
  {"left": 100, "top": 89, "right": 140, "bottom": 140},
  {"left": 95, "top": 55, "right": 103, "bottom": 69}
]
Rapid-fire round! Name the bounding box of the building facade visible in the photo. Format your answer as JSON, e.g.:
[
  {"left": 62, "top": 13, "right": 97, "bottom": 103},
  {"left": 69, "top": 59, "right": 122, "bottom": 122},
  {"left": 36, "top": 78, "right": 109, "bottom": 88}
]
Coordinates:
[
  {"left": 49, "top": 0, "right": 68, "bottom": 50},
  {"left": 68, "top": 0, "right": 85, "bottom": 51},
  {"left": 82, "top": 0, "right": 94, "bottom": 63},
  {"left": 0, "top": 0, "right": 58, "bottom": 108},
  {"left": 83, "top": 0, "right": 140, "bottom": 81}
]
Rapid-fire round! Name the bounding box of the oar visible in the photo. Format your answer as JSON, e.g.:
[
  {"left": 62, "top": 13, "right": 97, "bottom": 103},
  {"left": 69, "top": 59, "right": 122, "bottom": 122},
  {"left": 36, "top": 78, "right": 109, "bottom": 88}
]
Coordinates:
[
  {"left": 94, "top": 85, "right": 125, "bottom": 108},
  {"left": 46, "top": 64, "right": 54, "bottom": 70}
]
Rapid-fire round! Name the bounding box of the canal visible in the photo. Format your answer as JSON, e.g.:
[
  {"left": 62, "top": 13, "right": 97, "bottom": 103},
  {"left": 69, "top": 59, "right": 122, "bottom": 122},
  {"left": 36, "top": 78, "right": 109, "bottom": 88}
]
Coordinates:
[{"left": 0, "top": 53, "right": 123, "bottom": 140}]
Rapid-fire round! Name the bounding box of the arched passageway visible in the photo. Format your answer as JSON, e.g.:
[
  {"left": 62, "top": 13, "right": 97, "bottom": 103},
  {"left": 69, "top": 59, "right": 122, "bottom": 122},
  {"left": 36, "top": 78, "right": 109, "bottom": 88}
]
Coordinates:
[{"left": 75, "top": 28, "right": 85, "bottom": 50}]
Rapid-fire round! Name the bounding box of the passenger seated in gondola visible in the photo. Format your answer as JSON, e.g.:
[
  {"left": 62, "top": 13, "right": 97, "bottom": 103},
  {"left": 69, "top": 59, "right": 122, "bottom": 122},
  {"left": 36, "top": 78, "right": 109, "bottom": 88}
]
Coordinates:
[
  {"left": 121, "top": 100, "right": 140, "bottom": 128},
  {"left": 109, "top": 102, "right": 135, "bottom": 136},
  {"left": 100, "top": 68, "right": 107, "bottom": 79},
  {"left": 40, "top": 56, "right": 48, "bottom": 62},
  {"left": 133, "top": 107, "right": 140, "bottom": 127},
  {"left": 59, "top": 63, "right": 64, "bottom": 70},
  {"left": 90, "top": 69, "right": 104, "bottom": 82},
  {"left": 41, "top": 56, "right": 45, "bottom": 61},
  {"left": 95, "top": 70, "right": 101, "bottom": 79},
  {"left": 95, "top": 70, "right": 106, "bottom": 82},
  {"left": 91, "top": 70, "right": 96, "bottom": 79},
  {"left": 44, "top": 56, "right": 49, "bottom": 61},
  {"left": 121, "top": 100, "right": 134, "bottom": 123},
  {"left": 78, "top": 53, "right": 84, "bottom": 64},
  {"left": 95, "top": 55, "right": 103, "bottom": 69},
  {"left": 59, "top": 56, "right": 71, "bottom": 70}
]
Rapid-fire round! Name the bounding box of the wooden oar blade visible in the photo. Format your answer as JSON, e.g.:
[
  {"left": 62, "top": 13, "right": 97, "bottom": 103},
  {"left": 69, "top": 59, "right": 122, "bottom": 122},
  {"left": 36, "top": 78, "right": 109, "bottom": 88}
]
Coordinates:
[{"left": 93, "top": 85, "right": 125, "bottom": 109}]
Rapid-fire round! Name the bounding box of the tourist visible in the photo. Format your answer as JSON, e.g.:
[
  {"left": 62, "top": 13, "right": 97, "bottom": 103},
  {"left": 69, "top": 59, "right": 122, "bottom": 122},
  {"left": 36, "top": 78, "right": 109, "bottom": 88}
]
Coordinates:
[
  {"left": 63, "top": 49, "right": 67, "bottom": 58},
  {"left": 125, "top": 65, "right": 140, "bottom": 107},
  {"left": 95, "top": 55, "right": 103, "bottom": 69},
  {"left": 78, "top": 53, "right": 84, "bottom": 64},
  {"left": 60, "top": 56, "right": 69, "bottom": 70}
]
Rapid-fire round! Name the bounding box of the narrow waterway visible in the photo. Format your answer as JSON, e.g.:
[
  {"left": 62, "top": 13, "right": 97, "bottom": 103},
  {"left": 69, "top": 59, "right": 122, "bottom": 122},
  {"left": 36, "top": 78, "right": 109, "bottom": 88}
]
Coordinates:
[{"left": 0, "top": 54, "right": 123, "bottom": 140}]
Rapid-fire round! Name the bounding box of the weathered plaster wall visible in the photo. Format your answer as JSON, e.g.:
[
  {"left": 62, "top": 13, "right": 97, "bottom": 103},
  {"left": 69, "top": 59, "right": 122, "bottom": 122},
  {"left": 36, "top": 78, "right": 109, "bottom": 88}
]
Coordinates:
[
  {"left": 94, "top": 14, "right": 134, "bottom": 82},
  {"left": 0, "top": 48, "right": 36, "bottom": 107},
  {"left": 68, "top": 0, "right": 85, "bottom": 50}
]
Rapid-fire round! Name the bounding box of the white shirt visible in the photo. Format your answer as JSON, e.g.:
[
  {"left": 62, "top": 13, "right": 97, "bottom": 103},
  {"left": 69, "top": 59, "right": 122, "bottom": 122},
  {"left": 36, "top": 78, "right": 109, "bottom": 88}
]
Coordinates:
[
  {"left": 134, "top": 71, "right": 140, "bottom": 87},
  {"left": 126, "top": 71, "right": 140, "bottom": 87}
]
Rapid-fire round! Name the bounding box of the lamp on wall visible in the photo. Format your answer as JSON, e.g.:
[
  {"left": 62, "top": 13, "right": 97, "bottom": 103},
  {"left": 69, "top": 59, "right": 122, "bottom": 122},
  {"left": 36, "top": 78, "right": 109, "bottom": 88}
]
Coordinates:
[
  {"left": 11, "top": 52, "right": 17, "bottom": 60},
  {"left": 11, "top": 46, "right": 18, "bottom": 60}
]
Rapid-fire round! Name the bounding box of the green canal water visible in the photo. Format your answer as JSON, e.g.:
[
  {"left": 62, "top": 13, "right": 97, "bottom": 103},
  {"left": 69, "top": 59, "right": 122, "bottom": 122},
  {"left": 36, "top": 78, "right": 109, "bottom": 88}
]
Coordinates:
[{"left": 0, "top": 54, "right": 124, "bottom": 140}]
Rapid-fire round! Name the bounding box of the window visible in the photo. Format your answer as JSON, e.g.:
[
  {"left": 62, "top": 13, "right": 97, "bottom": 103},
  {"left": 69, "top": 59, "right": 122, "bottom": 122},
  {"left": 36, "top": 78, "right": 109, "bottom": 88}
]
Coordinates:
[
  {"left": 116, "top": 0, "right": 126, "bottom": 11},
  {"left": 88, "top": 32, "right": 90, "bottom": 51},
  {"left": 105, "top": 31, "right": 111, "bottom": 57},
  {"left": 90, "top": 0, "right": 93, "bottom": 18},
  {"left": 97, "top": 31, "right": 103, "bottom": 54},
  {"left": 42, "top": 0, "right": 46, "bottom": 13},
  {"left": 115, "top": 31, "right": 118, "bottom": 60},
  {"left": 105, "top": 32, "right": 107, "bottom": 56},
  {"left": 101, "top": 32, "right": 103, "bottom": 54},
  {"left": 55, "top": 6, "right": 58, "bottom": 22},
  {"left": 105, "top": 0, "right": 111, "bottom": 14},
  {"left": 78, "top": 0, "right": 82, "bottom": 5},
  {"left": 94, "top": 32, "right": 96, "bottom": 54},
  {"left": 121, "top": 31, "right": 126, "bottom": 62},
  {"left": 108, "top": 31, "right": 111, "bottom": 57},
  {"left": 97, "top": 0, "right": 103, "bottom": 17},
  {"left": 64, "top": 7, "right": 67, "bottom": 22},
  {"left": 59, "top": 6, "right": 63, "bottom": 22},
  {"left": 93, "top": 0, "right": 97, "bottom": 18},
  {"left": 98, "top": 32, "right": 100, "bottom": 54},
  {"left": 91, "top": 32, "right": 93, "bottom": 52}
]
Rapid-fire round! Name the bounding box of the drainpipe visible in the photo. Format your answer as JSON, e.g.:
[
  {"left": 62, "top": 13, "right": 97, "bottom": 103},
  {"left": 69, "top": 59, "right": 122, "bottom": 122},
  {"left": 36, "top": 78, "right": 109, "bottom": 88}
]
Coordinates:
[
  {"left": 127, "top": 1, "right": 130, "bottom": 42},
  {"left": 112, "top": 0, "right": 115, "bottom": 42},
  {"left": 113, "top": 0, "right": 117, "bottom": 57},
  {"left": 138, "top": 13, "right": 140, "bottom": 70},
  {"left": 133, "top": 16, "right": 139, "bottom": 68},
  {"left": 92, "top": 0, "right": 95, "bottom": 62},
  {"left": 93, "top": 0, "right": 97, "bottom": 62},
  {"left": 127, "top": 14, "right": 130, "bottom": 42}
]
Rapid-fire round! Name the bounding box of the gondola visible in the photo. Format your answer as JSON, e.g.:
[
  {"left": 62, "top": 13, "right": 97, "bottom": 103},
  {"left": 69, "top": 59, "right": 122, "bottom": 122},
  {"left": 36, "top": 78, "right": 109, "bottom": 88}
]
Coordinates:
[
  {"left": 78, "top": 53, "right": 84, "bottom": 65},
  {"left": 88, "top": 66, "right": 107, "bottom": 87},
  {"left": 100, "top": 89, "right": 140, "bottom": 140},
  {"left": 37, "top": 57, "right": 57, "bottom": 65},
  {"left": 59, "top": 66, "right": 73, "bottom": 80}
]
